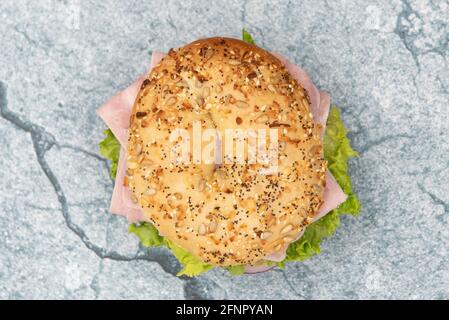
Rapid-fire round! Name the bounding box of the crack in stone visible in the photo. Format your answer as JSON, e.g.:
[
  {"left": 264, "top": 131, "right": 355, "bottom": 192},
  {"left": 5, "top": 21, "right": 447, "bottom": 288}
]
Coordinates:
[
  {"left": 436, "top": 75, "right": 449, "bottom": 96},
  {"left": 182, "top": 276, "right": 228, "bottom": 300},
  {"left": 418, "top": 184, "right": 449, "bottom": 215},
  {"left": 167, "top": 14, "right": 178, "bottom": 38},
  {"left": 0, "top": 80, "right": 224, "bottom": 299},
  {"left": 89, "top": 259, "right": 103, "bottom": 299},
  {"left": 393, "top": 0, "right": 425, "bottom": 101},
  {"left": 58, "top": 143, "right": 105, "bottom": 162},
  {"left": 393, "top": 0, "right": 449, "bottom": 101},
  {"left": 13, "top": 25, "right": 51, "bottom": 55},
  {"left": 25, "top": 203, "right": 60, "bottom": 212},
  {"left": 358, "top": 134, "right": 414, "bottom": 153},
  {"left": 57, "top": 143, "right": 115, "bottom": 185},
  {"left": 394, "top": 0, "right": 422, "bottom": 70},
  {"left": 0, "top": 82, "right": 155, "bottom": 264},
  {"left": 277, "top": 269, "right": 307, "bottom": 299}
]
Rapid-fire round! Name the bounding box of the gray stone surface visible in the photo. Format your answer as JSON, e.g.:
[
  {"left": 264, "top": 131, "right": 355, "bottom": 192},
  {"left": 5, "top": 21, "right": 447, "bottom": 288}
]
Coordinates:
[{"left": 0, "top": 0, "right": 448, "bottom": 299}]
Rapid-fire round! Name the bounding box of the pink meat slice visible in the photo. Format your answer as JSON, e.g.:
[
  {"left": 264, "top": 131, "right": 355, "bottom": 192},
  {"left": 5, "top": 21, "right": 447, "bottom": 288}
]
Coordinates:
[
  {"left": 96, "top": 52, "right": 165, "bottom": 146},
  {"left": 314, "top": 171, "right": 347, "bottom": 221},
  {"left": 97, "top": 52, "right": 165, "bottom": 221},
  {"left": 244, "top": 265, "right": 275, "bottom": 274},
  {"left": 317, "top": 91, "right": 331, "bottom": 133},
  {"left": 96, "top": 75, "right": 145, "bottom": 146},
  {"left": 110, "top": 148, "right": 146, "bottom": 222}
]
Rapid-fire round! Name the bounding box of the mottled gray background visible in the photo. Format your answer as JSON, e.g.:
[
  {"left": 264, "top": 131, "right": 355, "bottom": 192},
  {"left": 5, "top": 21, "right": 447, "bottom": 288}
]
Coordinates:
[{"left": 0, "top": 0, "right": 448, "bottom": 300}]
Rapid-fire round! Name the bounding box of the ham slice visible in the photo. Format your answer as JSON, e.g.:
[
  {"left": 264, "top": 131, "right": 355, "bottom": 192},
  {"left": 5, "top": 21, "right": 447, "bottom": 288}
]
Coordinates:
[
  {"left": 244, "top": 265, "right": 275, "bottom": 274},
  {"left": 314, "top": 171, "right": 347, "bottom": 221},
  {"left": 97, "top": 52, "right": 165, "bottom": 220},
  {"left": 96, "top": 50, "right": 348, "bottom": 269},
  {"left": 317, "top": 91, "right": 331, "bottom": 131},
  {"left": 110, "top": 148, "right": 146, "bottom": 222},
  {"left": 96, "top": 75, "right": 145, "bottom": 146},
  {"left": 97, "top": 52, "right": 165, "bottom": 146}
]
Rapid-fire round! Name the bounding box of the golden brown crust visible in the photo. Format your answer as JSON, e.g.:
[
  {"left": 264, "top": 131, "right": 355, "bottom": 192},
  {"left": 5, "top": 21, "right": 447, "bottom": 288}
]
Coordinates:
[{"left": 126, "top": 37, "right": 327, "bottom": 266}]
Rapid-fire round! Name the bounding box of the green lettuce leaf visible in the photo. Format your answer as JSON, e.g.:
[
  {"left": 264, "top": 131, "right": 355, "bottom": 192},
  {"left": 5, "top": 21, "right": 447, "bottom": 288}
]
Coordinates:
[
  {"left": 165, "top": 239, "right": 214, "bottom": 277},
  {"left": 128, "top": 222, "right": 213, "bottom": 277},
  {"left": 99, "top": 129, "right": 120, "bottom": 178},
  {"left": 242, "top": 29, "right": 255, "bottom": 44},
  {"left": 279, "top": 106, "right": 361, "bottom": 266},
  {"left": 129, "top": 222, "right": 164, "bottom": 247},
  {"left": 226, "top": 265, "right": 246, "bottom": 276}
]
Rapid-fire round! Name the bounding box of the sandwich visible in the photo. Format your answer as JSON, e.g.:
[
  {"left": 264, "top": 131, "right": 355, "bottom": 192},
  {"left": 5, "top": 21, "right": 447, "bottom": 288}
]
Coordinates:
[{"left": 97, "top": 30, "right": 361, "bottom": 276}]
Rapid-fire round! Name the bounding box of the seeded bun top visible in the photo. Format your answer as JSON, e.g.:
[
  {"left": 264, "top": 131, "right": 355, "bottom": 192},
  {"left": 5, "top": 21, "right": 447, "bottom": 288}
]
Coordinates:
[{"left": 126, "top": 37, "right": 327, "bottom": 266}]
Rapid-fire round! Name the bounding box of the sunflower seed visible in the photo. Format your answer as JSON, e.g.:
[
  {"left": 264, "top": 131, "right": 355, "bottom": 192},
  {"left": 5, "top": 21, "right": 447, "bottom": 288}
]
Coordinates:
[
  {"left": 281, "top": 224, "right": 293, "bottom": 234},
  {"left": 198, "top": 223, "right": 207, "bottom": 235},
  {"left": 236, "top": 100, "right": 249, "bottom": 109},
  {"left": 313, "top": 184, "right": 323, "bottom": 194},
  {"left": 260, "top": 231, "right": 272, "bottom": 240},
  {"left": 173, "top": 192, "right": 182, "bottom": 200},
  {"left": 137, "top": 154, "right": 145, "bottom": 164},
  {"left": 302, "top": 97, "right": 309, "bottom": 108},
  {"left": 132, "top": 143, "right": 142, "bottom": 156},
  {"left": 198, "top": 178, "right": 206, "bottom": 192},
  {"left": 308, "top": 144, "right": 322, "bottom": 157},
  {"left": 225, "top": 94, "right": 235, "bottom": 104},
  {"left": 196, "top": 96, "right": 205, "bottom": 107},
  {"left": 141, "top": 159, "right": 154, "bottom": 166},
  {"left": 202, "top": 86, "right": 210, "bottom": 98},
  {"left": 204, "top": 48, "right": 214, "bottom": 60},
  {"left": 176, "top": 80, "right": 188, "bottom": 88},
  {"left": 267, "top": 84, "right": 276, "bottom": 92},
  {"left": 208, "top": 222, "right": 217, "bottom": 233},
  {"left": 228, "top": 59, "right": 241, "bottom": 65},
  {"left": 195, "top": 78, "right": 203, "bottom": 88},
  {"left": 166, "top": 96, "right": 177, "bottom": 106},
  {"left": 282, "top": 167, "right": 292, "bottom": 176},
  {"left": 255, "top": 114, "right": 269, "bottom": 124},
  {"left": 146, "top": 188, "right": 157, "bottom": 196}
]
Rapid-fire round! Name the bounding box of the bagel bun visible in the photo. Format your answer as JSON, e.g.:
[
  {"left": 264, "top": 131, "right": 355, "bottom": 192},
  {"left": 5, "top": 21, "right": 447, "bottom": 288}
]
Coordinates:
[{"left": 126, "top": 37, "right": 327, "bottom": 266}]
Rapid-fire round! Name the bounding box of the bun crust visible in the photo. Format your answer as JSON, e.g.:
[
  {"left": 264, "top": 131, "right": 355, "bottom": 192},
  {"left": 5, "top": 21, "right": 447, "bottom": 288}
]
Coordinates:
[{"left": 126, "top": 37, "right": 326, "bottom": 266}]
